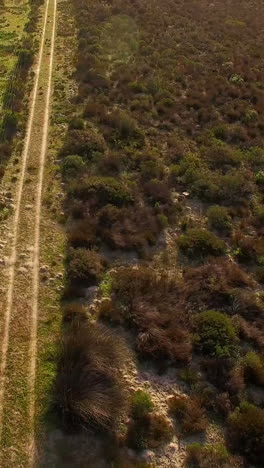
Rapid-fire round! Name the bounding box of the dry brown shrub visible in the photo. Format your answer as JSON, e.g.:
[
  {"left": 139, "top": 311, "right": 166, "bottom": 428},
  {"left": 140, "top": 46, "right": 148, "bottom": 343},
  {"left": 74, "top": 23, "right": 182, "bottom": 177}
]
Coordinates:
[{"left": 169, "top": 394, "right": 208, "bottom": 435}]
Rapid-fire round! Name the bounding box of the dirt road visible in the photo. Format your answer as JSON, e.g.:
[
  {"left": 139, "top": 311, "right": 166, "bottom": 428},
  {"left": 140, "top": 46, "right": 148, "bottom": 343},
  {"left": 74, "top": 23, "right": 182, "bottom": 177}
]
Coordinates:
[{"left": 0, "top": 0, "right": 57, "bottom": 465}]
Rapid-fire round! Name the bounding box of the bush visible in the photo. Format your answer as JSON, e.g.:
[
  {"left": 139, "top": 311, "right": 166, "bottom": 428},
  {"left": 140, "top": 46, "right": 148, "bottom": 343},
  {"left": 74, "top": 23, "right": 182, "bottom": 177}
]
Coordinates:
[
  {"left": 256, "top": 171, "right": 264, "bottom": 187},
  {"left": 66, "top": 248, "right": 105, "bottom": 285},
  {"left": 61, "top": 155, "right": 85, "bottom": 179},
  {"left": 68, "top": 116, "right": 85, "bottom": 130},
  {"left": 221, "top": 169, "right": 253, "bottom": 204},
  {"left": 54, "top": 323, "right": 129, "bottom": 430},
  {"left": 103, "top": 109, "right": 144, "bottom": 146},
  {"left": 186, "top": 443, "right": 242, "bottom": 468},
  {"left": 143, "top": 179, "right": 171, "bottom": 204},
  {"left": 169, "top": 394, "right": 208, "bottom": 434},
  {"left": 178, "top": 228, "right": 226, "bottom": 259},
  {"left": 61, "top": 129, "right": 106, "bottom": 160},
  {"left": 195, "top": 310, "right": 238, "bottom": 358},
  {"left": 131, "top": 390, "right": 154, "bottom": 419},
  {"left": 243, "top": 352, "right": 264, "bottom": 386},
  {"left": 207, "top": 205, "right": 232, "bottom": 233},
  {"left": 202, "top": 144, "right": 242, "bottom": 169},
  {"left": 2, "top": 111, "right": 19, "bottom": 138},
  {"left": 227, "top": 402, "right": 264, "bottom": 464},
  {"left": 182, "top": 260, "right": 253, "bottom": 312},
  {"left": 126, "top": 408, "right": 173, "bottom": 451},
  {"left": 69, "top": 176, "right": 134, "bottom": 207},
  {"left": 62, "top": 303, "right": 87, "bottom": 323},
  {"left": 144, "top": 413, "right": 174, "bottom": 448},
  {"left": 18, "top": 48, "right": 34, "bottom": 68}
]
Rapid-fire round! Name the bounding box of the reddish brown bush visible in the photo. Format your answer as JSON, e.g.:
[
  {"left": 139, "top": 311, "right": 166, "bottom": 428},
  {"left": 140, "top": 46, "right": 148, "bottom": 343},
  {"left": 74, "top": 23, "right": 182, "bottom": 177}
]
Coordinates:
[{"left": 169, "top": 394, "right": 208, "bottom": 434}]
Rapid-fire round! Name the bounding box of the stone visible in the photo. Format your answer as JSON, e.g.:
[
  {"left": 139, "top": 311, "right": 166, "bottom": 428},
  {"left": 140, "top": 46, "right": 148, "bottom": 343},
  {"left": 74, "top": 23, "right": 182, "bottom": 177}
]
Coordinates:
[
  {"left": 56, "top": 272, "right": 64, "bottom": 279},
  {"left": 40, "top": 265, "right": 49, "bottom": 273},
  {"left": 25, "top": 204, "right": 33, "bottom": 210},
  {"left": 167, "top": 442, "right": 178, "bottom": 453},
  {"left": 141, "top": 450, "right": 155, "bottom": 462}
]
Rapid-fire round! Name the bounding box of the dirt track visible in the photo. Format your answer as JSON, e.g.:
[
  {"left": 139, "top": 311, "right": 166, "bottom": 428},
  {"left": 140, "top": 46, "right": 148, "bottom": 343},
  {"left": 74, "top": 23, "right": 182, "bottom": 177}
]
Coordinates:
[{"left": 0, "top": 0, "right": 57, "bottom": 465}]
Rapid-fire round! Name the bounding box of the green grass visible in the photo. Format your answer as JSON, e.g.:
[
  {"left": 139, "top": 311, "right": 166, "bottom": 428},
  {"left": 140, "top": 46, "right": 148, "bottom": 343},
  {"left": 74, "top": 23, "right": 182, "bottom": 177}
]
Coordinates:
[{"left": 0, "top": 2, "right": 29, "bottom": 102}]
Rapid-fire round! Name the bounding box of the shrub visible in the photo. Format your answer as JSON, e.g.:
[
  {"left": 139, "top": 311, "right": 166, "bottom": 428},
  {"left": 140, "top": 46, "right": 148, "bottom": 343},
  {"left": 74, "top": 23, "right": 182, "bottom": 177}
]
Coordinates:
[
  {"left": 256, "top": 266, "right": 264, "bottom": 284},
  {"left": 145, "top": 413, "right": 174, "bottom": 448},
  {"left": 182, "top": 260, "right": 253, "bottom": 312},
  {"left": 256, "top": 171, "right": 264, "bottom": 186},
  {"left": 103, "top": 109, "right": 144, "bottom": 146},
  {"left": 61, "top": 155, "right": 85, "bottom": 179},
  {"left": 66, "top": 248, "right": 105, "bottom": 285},
  {"left": 54, "top": 323, "right": 129, "bottom": 430},
  {"left": 68, "top": 116, "right": 85, "bottom": 130},
  {"left": 227, "top": 403, "right": 264, "bottom": 464},
  {"left": 178, "top": 228, "right": 226, "bottom": 259},
  {"left": 202, "top": 144, "right": 242, "bottom": 169},
  {"left": 207, "top": 205, "right": 232, "bottom": 233},
  {"left": 126, "top": 409, "right": 173, "bottom": 451},
  {"left": 18, "top": 48, "right": 34, "bottom": 68},
  {"left": 62, "top": 303, "right": 87, "bottom": 323},
  {"left": 243, "top": 352, "right": 264, "bottom": 386},
  {"left": 69, "top": 176, "right": 133, "bottom": 207},
  {"left": 131, "top": 390, "right": 154, "bottom": 419},
  {"left": 136, "top": 325, "right": 192, "bottom": 363},
  {"left": 169, "top": 394, "right": 208, "bottom": 434},
  {"left": 61, "top": 129, "right": 106, "bottom": 160},
  {"left": 186, "top": 443, "right": 242, "bottom": 468},
  {"left": 195, "top": 310, "right": 238, "bottom": 359},
  {"left": 143, "top": 179, "right": 171, "bottom": 204},
  {"left": 221, "top": 169, "right": 253, "bottom": 204},
  {"left": 2, "top": 111, "right": 19, "bottom": 138}
]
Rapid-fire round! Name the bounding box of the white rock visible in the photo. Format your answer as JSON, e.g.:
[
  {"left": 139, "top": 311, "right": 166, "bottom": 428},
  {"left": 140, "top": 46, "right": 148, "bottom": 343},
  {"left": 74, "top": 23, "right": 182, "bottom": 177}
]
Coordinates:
[{"left": 141, "top": 450, "right": 155, "bottom": 462}]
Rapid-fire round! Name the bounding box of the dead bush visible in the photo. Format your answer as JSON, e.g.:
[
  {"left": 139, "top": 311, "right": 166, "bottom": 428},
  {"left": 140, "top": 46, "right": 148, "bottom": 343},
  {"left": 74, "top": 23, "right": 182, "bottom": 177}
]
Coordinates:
[
  {"left": 54, "top": 323, "right": 130, "bottom": 430},
  {"left": 169, "top": 394, "right": 208, "bottom": 434}
]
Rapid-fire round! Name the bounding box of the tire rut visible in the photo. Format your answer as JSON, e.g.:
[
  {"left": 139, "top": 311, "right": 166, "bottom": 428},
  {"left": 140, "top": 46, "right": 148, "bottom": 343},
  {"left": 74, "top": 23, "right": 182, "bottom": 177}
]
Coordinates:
[{"left": 0, "top": 0, "right": 57, "bottom": 465}]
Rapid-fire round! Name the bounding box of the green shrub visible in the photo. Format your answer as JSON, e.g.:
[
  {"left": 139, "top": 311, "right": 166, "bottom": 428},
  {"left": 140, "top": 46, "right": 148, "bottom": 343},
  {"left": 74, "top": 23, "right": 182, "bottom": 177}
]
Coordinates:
[
  {"left": 67, "top": 247, "right": 105, "bottom": 285},
  {"left": 221, "top": 169, "right": 252, "bottom": 204},
  {"left": 227, "top": 403, "right": 264, "bottom": 464},
  {"left": 186, "top": 443, "right": 237, "bottom": 467},
  {"left": 244, "top": 352, "right": 264, "bottom": 386},
  {"left": 195, "top": 310, "right": 238, "bottom": 358},
  {"left": 178, "top": 228, "right": 226, "bottom": 258},
  {"left": 61, "top": 155, "right": 85, "bottom": 178},
  {"left": 128, "top": 81, "right": 147, "bottom": 93},
  {"left": 69, "top": 176, "right": 134, "bottom": 207},
  {"left": 103, "top": 109, "right": 144, "bottom": 145},
  {"left": 202, "top": 144, "right": 242, "bottom": 169},
  {"left": 256, "top": 171, "right": 264, "bottom": 186},
  {"left": 169, "top": 394, "right": 208, "bottom": 434},
  {"left": 207, "top": 205, "right": 232, "bottom": 233},
  {"left": 68, "top": 116, "right": 85, "bottom": 130},
  {"left": 131, "top": 391, "right": 154, "bottom": 419},
  {"left": 61, "top": 129, "right": 106, "bottom": 160}
]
